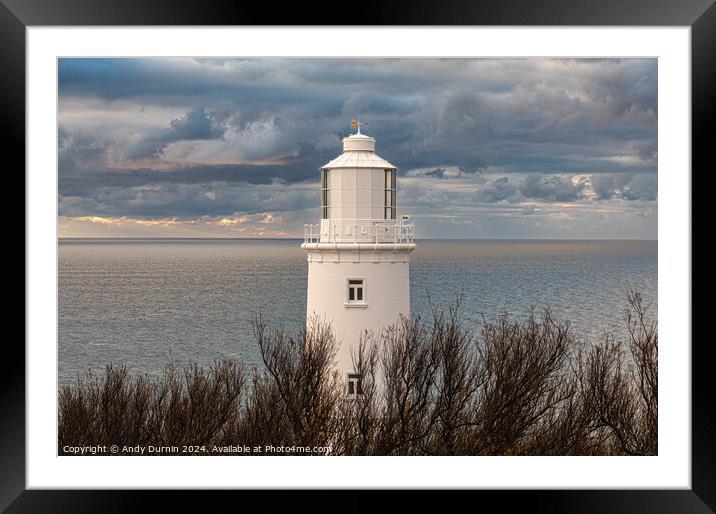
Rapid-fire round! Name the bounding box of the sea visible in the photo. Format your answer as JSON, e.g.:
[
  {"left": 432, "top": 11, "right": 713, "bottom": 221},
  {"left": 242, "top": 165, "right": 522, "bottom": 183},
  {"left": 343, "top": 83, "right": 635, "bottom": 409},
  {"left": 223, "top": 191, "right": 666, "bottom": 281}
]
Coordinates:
[{"left": 58, "top": 239, "right": 657, "bottom": 384}]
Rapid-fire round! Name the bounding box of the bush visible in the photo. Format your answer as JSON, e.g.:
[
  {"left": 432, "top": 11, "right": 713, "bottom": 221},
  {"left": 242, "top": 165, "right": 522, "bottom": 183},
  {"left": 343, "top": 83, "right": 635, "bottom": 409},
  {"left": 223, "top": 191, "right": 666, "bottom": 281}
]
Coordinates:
[{"left": 58, "top": 290, "right": 657, "bottom": 456}]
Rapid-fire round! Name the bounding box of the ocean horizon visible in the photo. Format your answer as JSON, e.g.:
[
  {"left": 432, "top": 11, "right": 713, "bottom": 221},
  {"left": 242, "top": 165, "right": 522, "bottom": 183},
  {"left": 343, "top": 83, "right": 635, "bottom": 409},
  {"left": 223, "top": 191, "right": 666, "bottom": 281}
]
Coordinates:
[{"left": 59, "top": 238, "right": 657, "bottom": 384}]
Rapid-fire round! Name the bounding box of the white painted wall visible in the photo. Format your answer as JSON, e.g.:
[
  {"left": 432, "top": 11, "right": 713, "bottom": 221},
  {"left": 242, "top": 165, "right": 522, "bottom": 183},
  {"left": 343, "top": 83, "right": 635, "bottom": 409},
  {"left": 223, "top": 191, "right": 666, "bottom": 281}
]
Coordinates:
[{"left": 304, "top": 246, "right": 413, "bottom": 377}]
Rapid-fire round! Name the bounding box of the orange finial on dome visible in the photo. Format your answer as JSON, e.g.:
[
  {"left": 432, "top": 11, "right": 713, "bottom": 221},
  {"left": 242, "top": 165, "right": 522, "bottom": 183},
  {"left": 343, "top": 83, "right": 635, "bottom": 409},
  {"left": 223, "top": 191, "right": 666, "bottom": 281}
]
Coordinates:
[{"left": 351, "top": 119, "right": 368, "bottom": 134}]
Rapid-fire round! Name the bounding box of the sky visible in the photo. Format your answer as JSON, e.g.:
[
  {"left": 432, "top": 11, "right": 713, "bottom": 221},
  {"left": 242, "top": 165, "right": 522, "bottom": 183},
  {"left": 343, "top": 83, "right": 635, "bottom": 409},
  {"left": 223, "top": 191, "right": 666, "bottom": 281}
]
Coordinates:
[{"left": 58, "top": 58, "right": 657, "bottom": 239}]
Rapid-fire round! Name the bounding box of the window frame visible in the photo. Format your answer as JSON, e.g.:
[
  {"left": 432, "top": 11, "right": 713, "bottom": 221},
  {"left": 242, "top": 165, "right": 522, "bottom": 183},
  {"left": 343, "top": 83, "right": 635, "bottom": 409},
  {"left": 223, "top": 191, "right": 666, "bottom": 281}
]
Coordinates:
[
  {"left": 347, "top": 373, "right": 363, "bottom": 398},
  {"left": 345, "top": 277, "right": 367, "bottom": 306},
  {"left": 321, "top": 169, "right": 330, "bottom": 219},
  {"left": 384, "top": 169, "right": 396, "bottom": 220}
]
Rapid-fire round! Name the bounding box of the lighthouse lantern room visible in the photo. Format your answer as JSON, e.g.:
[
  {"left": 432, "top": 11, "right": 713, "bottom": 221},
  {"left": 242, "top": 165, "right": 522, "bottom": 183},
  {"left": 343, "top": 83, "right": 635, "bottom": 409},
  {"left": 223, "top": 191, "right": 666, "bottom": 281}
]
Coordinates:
[{"left": 301, "top": 122, "right": 416, "bottom": 395}]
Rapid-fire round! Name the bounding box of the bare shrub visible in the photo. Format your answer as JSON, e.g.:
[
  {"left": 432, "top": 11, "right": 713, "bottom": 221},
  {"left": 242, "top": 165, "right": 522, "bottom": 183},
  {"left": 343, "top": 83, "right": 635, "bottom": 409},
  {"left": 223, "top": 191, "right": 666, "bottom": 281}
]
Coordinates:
[
  {"left": 374, "top": 314, "right": 439, "bottom": 455},
  {"left": 427, "top": 299, "right": 481, "bottom": 455},
  {"left": 158, "top": 361, "right": 245, "bottom": 449},
  {"left": 577, "top": 288, "right": 658, "bottom": 455},
  {"left": 251, "top": 315, "right": 342, "bottom": 451},
  {"left": 472, "top": 308, "right": 577, "bottom": 455},
  {"left": 625, "top": 288, "right": 658, "bottom": 454},
  {"left": 59, "top": 291, "right": 657, "bottom": 456},
  {"left": 59, "top": 361, "right": 245, "bottom": 454}
]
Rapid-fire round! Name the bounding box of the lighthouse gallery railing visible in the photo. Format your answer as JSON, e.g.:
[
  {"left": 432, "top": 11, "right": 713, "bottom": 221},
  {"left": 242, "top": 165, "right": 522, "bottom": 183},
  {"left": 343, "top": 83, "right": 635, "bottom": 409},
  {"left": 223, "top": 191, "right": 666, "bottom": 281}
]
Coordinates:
[{"left": 304, "top": 220, "right": 414, "bottom": 244}]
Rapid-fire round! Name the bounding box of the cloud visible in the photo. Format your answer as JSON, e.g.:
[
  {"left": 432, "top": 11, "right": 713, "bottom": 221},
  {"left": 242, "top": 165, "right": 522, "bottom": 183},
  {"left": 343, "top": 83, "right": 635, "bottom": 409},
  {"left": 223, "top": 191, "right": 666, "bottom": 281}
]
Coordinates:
[
  {"left": 475, "top": 176, "right": 519, "bottom": 203},
  {"left": 424, "top": 168, "right": 447, "bottom": 179},
  {"left": 58, "top": 125, "right": 327, "bottom": 197},
  {"left": 125, "top": 107, "right": 225, "bottom": 160},
  {"left": 58, "top": 128, "right": 111, "bottom": 175},
  {"left": 622, "top": 174, "right": 658, "bottom": 201},
  {"left": 521, "top": 174, "right": 588, "bottom": 202},
  {"left": 59, "top": 181, "right": 316, "bottom": 219},
  {"left": 57, "top": 57, "right": 658, "bottom": 238},
  {"left": 58, "top": 212, "right": 296, "bottom": 238},
  {"left": 590, "top": 173, "right": 658, "bottom": 201},
  {"left": 161, "top": 107, "right": 224, "bottom": 142}
]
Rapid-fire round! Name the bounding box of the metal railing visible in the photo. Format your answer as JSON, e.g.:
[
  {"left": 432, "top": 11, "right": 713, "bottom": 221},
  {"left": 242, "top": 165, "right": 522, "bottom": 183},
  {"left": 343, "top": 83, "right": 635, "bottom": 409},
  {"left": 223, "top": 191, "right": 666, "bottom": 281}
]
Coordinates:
[
  {"left": 369, "top": 220, "right": 414, "bottom": 244},
  {"left": 304, "top": 223, "right": 321, "bottom": 243},
  {"left": 304, "top": 220, "right": 414, "bottom": 244}
]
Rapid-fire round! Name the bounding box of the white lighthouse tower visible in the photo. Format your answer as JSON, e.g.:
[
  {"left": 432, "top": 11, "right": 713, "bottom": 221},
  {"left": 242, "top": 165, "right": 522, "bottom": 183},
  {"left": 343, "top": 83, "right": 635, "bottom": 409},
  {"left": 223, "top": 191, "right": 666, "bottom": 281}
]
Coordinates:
[{"left": 301, "top": 121, "right": 415, "bottom": 395}]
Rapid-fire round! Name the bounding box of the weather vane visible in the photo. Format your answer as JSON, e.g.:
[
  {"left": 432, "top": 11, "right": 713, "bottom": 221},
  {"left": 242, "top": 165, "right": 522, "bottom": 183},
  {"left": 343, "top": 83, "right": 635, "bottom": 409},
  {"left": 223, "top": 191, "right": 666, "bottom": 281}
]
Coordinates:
[{"left": 351, "top": 119, "right": 367, "bottom": 134}]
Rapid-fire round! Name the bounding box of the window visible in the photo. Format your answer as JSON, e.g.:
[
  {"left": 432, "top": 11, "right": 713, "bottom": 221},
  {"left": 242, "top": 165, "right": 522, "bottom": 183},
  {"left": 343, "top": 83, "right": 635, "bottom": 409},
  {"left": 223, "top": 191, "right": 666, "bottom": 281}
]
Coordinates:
[
  {"left": 347, "top": 373, "right": 363, "bottom": 397},
  {"left": 384, "top": 169, "right": 396, "bottom": 219},
  {"left": 321, "top": 169, "right": 330, "bottom": 219},
  {"left": 347, "top": 278, "right": 364, "bottom": 303}
]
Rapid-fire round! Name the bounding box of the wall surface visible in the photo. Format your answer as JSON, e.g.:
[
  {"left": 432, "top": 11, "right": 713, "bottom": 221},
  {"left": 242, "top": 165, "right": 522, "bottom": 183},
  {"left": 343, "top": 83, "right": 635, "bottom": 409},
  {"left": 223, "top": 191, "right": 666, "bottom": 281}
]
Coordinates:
[{"left": 305, "top": 247, "right": 412, "bottom": 377}]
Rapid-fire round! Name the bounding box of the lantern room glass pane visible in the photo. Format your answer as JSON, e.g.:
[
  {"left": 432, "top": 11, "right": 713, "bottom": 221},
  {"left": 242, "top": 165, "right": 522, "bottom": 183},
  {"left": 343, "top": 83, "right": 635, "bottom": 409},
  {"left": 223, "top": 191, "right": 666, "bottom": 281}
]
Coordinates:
[
  {"left": 384, "top": 170, "right": 396, "bottom": 219},
  {"left": 321, "top": 170, "right": 330, "bottom": 219}
]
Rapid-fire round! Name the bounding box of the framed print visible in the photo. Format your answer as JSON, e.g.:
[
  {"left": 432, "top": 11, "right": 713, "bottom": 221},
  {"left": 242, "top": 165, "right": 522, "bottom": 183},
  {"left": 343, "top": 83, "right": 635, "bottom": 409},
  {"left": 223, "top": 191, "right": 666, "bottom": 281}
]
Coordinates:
[{"left": 7, "top": 0, "right": 712, "bottom": 511}]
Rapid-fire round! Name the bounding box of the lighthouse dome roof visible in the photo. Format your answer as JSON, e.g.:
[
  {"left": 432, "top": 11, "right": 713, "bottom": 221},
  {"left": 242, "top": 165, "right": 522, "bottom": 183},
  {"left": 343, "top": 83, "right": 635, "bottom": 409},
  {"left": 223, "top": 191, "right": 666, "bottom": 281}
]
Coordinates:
[
  {"left": 342, "top": 132, "right": 374, "bottom": 151},
  {"left": 321, "top": 131, "right": 396, "bottom": 170}
]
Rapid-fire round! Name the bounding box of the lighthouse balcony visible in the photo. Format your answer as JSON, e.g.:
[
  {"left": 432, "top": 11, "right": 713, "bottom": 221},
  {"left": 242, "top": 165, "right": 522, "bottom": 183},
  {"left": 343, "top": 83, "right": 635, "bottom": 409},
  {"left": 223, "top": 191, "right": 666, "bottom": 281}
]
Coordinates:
[{"left": 304, "top": 219, "right": 414, "bottom": 244}]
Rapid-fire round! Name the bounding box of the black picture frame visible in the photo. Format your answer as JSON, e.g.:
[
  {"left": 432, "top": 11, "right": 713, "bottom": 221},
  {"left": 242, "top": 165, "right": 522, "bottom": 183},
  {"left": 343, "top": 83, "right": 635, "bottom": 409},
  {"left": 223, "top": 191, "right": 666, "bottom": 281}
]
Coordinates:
[{"left": 6, "top": 0, "right": 711, "bottom": 511}]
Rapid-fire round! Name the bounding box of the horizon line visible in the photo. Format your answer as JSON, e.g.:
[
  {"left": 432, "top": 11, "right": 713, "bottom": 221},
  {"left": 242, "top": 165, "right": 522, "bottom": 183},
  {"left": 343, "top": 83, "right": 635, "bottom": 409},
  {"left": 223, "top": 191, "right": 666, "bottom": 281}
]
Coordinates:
[{"left": 58, "top": 236, "right": 658, "bottom": 242}]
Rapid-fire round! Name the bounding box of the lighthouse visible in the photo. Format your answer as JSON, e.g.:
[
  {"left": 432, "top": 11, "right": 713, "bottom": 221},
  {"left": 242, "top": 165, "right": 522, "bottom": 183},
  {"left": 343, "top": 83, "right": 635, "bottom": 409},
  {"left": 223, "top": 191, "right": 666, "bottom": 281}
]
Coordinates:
[{"left": 301, "top": 121, "right": 415, "bottom": 396}]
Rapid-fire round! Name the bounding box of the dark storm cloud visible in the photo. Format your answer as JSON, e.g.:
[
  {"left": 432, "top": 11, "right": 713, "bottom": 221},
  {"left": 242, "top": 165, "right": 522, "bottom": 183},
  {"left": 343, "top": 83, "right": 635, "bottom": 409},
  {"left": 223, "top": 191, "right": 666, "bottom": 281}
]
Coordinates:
[
  {"left": 125, "top": 107, "right": 226, "bottom": 160},
  {"left": 157, "top": 107, "right": 224, "bottom": 142},
  {"left": 424, "top": 168, "right": 447, "bottom": 179},
  {"left": 59, "top": 59, "right": 239, "bottom": 102},
  {"left": 475, "top": 176, "right": 519, "bottom": 203},
  {"left": 634, "top": 140, "right": 658, "bottom": 161},
  {"left": 521, "top": 174, "right": 588, "bottom": 202},
  {"left": 58, "top": 125, "right": 333, "bottom": 194},
  {"left": 58, "top": 58, "right": 349, "bottom": 110},
  {"left": 58, "top": 127, "right": 110, "bottom": 174},
  {"left": 59, "top": 182, "right": 316, "bottom": 218},
  {"left": 473, "top": 174, "right": 591, "bottom": 204},
  {"left": 58, "top": 57, "right": 658, "bottom": 232},
  {"left": 590, "top": 173, "right": 658, "bottom": 201},
  {"left": 58, "top": 161, "right": 321, "bottom": 197}
]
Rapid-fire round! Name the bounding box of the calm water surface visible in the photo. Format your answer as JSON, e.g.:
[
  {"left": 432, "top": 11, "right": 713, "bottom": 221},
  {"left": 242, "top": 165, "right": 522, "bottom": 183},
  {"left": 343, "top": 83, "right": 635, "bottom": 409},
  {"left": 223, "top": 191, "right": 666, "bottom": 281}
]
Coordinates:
[{"left": 58, "top": 239, "right": 657, "bottom": 383}]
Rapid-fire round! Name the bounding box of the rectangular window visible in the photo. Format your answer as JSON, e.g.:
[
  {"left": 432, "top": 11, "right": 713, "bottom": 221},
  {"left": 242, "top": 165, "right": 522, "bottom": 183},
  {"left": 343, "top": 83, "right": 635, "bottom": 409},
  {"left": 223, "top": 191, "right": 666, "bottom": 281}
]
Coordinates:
[
  {"left": 321, "top": 170, "right": 330, "bottom": 219},
  {"left": 347, "top": 373, "right": 363, "bottom": 397},
  {"left": 385, "top": 169, "right": 396, "bottom": 189},
  {"left": 347, "top": 278, "right": 365, "bottom": 304},
  {"left": 384, "top": 169, "right": 396, "bottom": 220}
]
